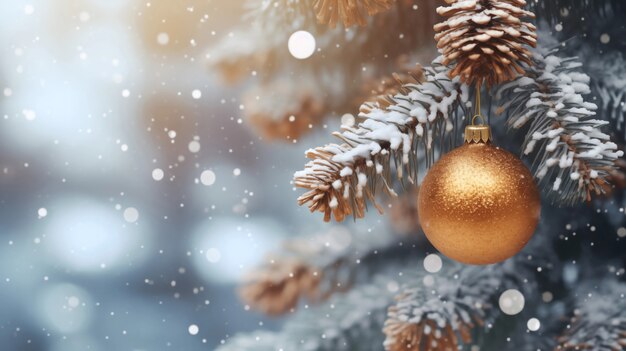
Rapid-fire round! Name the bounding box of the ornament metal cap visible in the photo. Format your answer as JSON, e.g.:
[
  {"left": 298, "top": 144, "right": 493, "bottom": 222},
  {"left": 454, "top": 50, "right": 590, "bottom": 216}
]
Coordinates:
[{"left": 464, "top": 115, "right": 491, "bottom": 144}]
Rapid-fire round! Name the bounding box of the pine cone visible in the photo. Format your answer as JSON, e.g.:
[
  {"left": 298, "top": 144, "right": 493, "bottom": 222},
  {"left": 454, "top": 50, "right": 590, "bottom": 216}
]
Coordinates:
[
  {"left": 434, "top": 0, "right": 537, "bottom": 87},
  {"left": 239, "top": 258, "right": 323, "bottom": 315}
]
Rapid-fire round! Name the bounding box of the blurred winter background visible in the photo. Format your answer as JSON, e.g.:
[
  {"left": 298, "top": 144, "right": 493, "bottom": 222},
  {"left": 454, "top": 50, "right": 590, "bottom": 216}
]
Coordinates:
[{"left": 0, "top": 1, "right": 389, "bottom": 350}]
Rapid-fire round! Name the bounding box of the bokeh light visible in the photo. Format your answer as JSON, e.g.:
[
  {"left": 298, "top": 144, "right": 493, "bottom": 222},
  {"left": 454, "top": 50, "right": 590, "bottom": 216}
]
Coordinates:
[
  {"left": 45, "top": 197, "right": 147, "bottom": 273},
  {"left": 288, "top": 30, "right": 316, "bottom": 59},
  {"left": 37, "top": 283, "right": 93, "bottom": 334},
  {"left": 191, "top": 217, "right": 285, "bottom": 284}
]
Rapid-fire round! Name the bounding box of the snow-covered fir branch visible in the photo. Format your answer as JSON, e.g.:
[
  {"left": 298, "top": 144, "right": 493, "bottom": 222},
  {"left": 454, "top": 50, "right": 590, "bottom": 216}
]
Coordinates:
[
  {"left": 314, "top": 0, "right": 396, "bottom": 28},
  {"left": 558, "top": 279, "right": 626, "bottom": 350},
  {"left": 216, "top": 331, "right": 281, "bottom": 351},
  {"left": 497, "top": 50, "right": 624, "bottom": 205},
  {"left": 383, "top": 261, "right": 536, "bottom": 351},
  {"left": 528, "top": 0, "right": 626, "bottom": 24},
  {"left": 294, "top": 58, "right": 470, "bottom": 221},
  {"left": 384, "top": 268, "right": 493, "bottom": 351},
  {"left": 383, "top": 234, "right": 560, "bottom": 351},
  {"left": 242, "top": 69, "right": 345, "bottom": 140},
  {"left": 239, "top": 226, "right": 405, "bottom": 315},
  {"left": 224, "top": 232, "right": 559, "bottom": 351},
  {"left": 218, "top": 276, "right": 400, "bottom": 351},
  {"left": 208, "top": 0, "right": 440, "bottom": 140},
  {"left": 208, "top": 0, "right": 435, "bottom": 84},
  {"left": 207, "top": 0, "right": 320, "bottom": 84},
  {"left": 588, "top": 51, "right": 626, "bottom": 145}
]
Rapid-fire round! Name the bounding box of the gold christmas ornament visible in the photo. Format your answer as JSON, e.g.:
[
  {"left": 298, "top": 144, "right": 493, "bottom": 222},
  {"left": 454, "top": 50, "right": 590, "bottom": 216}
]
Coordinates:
[{"left": 418, "top": 112, "right": 541, "bottom": 265}]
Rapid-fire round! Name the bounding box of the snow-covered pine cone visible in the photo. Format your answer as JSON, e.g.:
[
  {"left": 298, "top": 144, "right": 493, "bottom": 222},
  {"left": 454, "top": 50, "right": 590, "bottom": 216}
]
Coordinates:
[
  {"left": 239, "top": 258, "right": 323, "bottom": 315},
  {"left": 434, "top": 0, "right": 537, "bottom": 87}
]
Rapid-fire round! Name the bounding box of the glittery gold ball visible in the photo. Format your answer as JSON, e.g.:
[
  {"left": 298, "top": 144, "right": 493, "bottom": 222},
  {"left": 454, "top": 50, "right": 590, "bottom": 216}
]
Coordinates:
[{"left": 418, "top": 142, "right": 541, "bottom": 265}]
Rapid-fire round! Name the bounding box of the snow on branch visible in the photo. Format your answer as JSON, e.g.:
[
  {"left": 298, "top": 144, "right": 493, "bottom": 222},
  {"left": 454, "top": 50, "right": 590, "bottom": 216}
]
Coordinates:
[
  {"left": 383, "top": 235, "right": 558, "bottom": 351},
  {"left": 294, "top": 58, "right": 470, "bottom": 222},
  {"left": 239, "top": 226, "right": 418, "bottom": 315},
  {"left": 208, "top": 0, "right": 439, "bottom": 140},
  {"left": 497, "top": 50, "right": 624, "bottom": 205},
  {"left": 314, "top": 0, "right": 396, "bottom": 28},
  {"left": 216, "top": 331, "right": 281, "bottom": 351},
  {"left": 528, "top": 0, "right": 626, "bottom": 24},
  {"left": 589, "top": 51, "right": 626, "bottom": 145},
  {"left": 383, "top": 264, "right": 517, "bottom": 351},
  {"left": 208, "top": 0, "right": 434, "bottom": 85},
  {"left": 242, "top": 69, "right": 342, "bottom": 141},
  {"left": 219, "top": 276, "right": 399, "bottom": 351},
  {"left": 558, "top": 280, "right": 626, "bottom": 350}
]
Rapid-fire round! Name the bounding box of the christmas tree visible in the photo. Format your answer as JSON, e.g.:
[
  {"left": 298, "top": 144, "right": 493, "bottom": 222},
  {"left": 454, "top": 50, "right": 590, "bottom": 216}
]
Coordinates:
[{"left": 209, "top": 1, "right": 626, "bottom": 350}]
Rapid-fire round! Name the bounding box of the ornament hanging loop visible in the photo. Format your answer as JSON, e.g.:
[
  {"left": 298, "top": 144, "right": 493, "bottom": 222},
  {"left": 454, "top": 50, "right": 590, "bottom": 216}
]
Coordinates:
[
  {"left": 465, "top": 83, "right": 491, "bottom": 144},
  {"left": 471, "top": 114, "right": 486, "bottom": 126}
]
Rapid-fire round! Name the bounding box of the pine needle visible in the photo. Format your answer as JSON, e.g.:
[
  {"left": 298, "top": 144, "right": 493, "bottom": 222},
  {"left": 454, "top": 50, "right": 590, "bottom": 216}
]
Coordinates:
[
  {"left": 497, "top": 49, "right": 624, "bottom": 205},
  {"left": 314, "top": 0, "right": 397, "bottom": 28},
  {"left": 239, "top": 227, "right": 403, "bottom": 315},
  {"left": 294, "top": 58, "right": 469, "bottom": 222}
]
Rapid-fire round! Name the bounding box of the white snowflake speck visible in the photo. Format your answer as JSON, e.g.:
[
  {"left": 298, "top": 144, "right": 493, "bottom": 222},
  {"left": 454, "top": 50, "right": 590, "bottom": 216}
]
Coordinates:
[
  {"left": 22, "top": 109, "right": 36, "bottom": 121},
  {"left": 188, "top": 324, "right": 199, "bottom": 335},
  {"left": 499, "top": 289, "right": 525, "bottom": 315},
  {"left": 527, "top": 317, "right": 540, "bottom": 331},
  {"left": 200, "top": 170, "right": 216, "bottom": 186},
  {"left": 423, "top": 254, "right": 443, "bottom": 273},
  {"left": 205, "top": 248, "right": 221, "bottom": 263},
  {"left": 123, "top": 207, "right": 139, "bottom": 223},
  {"left": 152, "top": 168, "right": 164, "bottom": 181},
  {"left": 157, "top": 32, "right": 170, "bottom": 45},
  {"left": 288, "top": 31, "right": 316, "bottom": 59},
  {"left": 600, "top": 33, "right": 610, "bottom": 44},
  {"left": 188, "top": 140, "right": 201, "bottom": 153}
]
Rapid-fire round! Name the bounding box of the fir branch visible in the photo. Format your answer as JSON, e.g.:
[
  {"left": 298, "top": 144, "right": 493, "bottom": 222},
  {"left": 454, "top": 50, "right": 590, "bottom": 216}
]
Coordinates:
[
  {"left": 242, "top": 71, "right": 332, "bottom": 141},
  {"left": 294, "top": 58, "right": 470, "bottom": 222},
  {"left": 588, "top": 51, "right": 626, "bottom": 145},
  {"left": 388, "top": 185, "right": 421, "bottom": 236},
  {"left": 557, "top": 280, "right": 626, "bottom": 351},
  {"left": 208, "top": 0, "right": 440, "bottom": 140},
  {"left": 383, "top": 263, "right": 523, "bottom": 351},
  {"left": 360, "top": 60, "right": 426, "bottom": 109},
  {"left": 207, "top": 30, "right": 276, "bottom": 84},
  {"left": 239, "top": 226, "right": 400, "bottom": 315},
  {"left": 219, "top": 276, "right": 400, "bottom": 351},
  {"left": 216, "top": 331, "right": 281, "bottom": 351},
  {"left": 497, "top": 51, "right": 624, "bottom": 205},
  {"left": 586, "top": 51, "right": 626, "bottom": 192},
  {"left": 594, "top": 81, "right": 626, "bottom": 144},
  {"left": 528, "top": 0, "right": 626, "bottom": 24},
  {"left": 208, "top": 0, "right": 320, "bottom": 84},
  {"left": 208, "top": 0, "right": 435, "bottom": 84},
  {"left": 383, "top": 234, "right": 559, "bottom": 351},
  {"left": 314, "top": 0, "right": 396, "bottom": 28}
]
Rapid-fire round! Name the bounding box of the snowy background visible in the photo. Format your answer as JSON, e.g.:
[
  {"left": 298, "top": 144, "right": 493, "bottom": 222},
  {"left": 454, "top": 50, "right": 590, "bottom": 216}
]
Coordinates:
[{"left": 0, "top": 1, "right": 391, "bottom": 350}]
